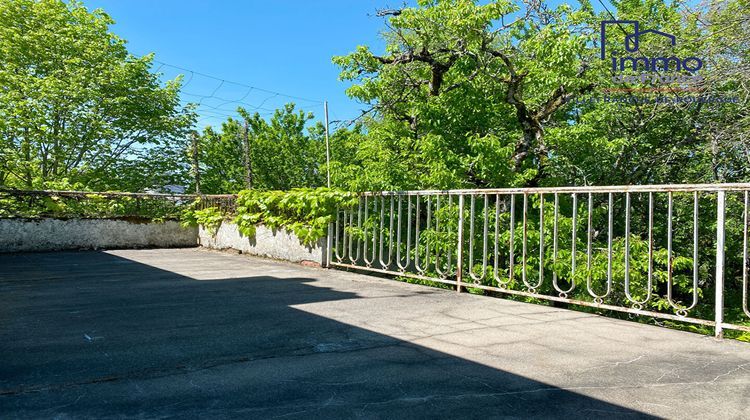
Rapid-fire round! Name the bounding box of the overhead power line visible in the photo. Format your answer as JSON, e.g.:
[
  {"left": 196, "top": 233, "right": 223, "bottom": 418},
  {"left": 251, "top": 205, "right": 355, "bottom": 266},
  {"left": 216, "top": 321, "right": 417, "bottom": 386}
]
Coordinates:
[
  {"left": 139, "top": 55, "right": 335, "bottom": 129},
  {"left": 150, "top": 59, "right": 325, "bottom": 104}
]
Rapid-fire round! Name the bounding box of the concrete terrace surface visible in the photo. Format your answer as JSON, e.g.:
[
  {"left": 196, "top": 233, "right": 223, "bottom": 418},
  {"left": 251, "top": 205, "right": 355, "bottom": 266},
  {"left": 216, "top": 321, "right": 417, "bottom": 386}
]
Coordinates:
[{"left": 0, "top": 249, "right": 749, "bottom": 419}]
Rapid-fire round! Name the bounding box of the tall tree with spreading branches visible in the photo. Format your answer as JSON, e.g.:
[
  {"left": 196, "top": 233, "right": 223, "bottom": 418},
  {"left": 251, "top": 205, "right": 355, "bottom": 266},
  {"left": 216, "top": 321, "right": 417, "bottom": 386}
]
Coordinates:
[{"left": 0, "top": 0, "right": 195, "bottom": 190}]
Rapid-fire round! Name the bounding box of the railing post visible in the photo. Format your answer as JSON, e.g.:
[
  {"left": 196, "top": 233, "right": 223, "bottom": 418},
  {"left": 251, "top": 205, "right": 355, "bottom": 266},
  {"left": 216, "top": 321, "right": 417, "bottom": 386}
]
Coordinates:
[
  {"left": 456, "top": 194, "right": 464, "bottom": 293},
  {"left": 715, "top": 191, "right": 726, "bottom": 339},
  {"left": 324, "top": 222, "right": 333, "bottom": 268}
]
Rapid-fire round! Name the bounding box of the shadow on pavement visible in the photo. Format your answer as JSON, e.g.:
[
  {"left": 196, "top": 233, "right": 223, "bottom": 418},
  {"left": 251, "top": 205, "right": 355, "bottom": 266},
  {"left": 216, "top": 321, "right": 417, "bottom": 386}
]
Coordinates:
[{"left": 0, "top": 251, "right": 652, "bottom": 418}]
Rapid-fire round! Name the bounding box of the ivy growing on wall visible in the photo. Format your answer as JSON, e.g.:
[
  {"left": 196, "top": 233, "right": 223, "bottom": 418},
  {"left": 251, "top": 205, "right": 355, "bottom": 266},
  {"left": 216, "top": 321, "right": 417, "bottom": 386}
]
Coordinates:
[{"left": 182, "top": 188, "right": 358, "bottom": 246}]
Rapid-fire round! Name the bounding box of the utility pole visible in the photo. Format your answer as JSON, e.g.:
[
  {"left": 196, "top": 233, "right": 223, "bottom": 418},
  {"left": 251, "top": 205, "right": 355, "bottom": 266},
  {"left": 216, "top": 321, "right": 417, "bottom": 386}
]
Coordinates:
[
  {"left": 190, "top": 131, "right": 201, "bottom": 194},
  {"left": 242, "top": 120, "right": 253, "bottom": 189},
  {"left": 323, "top": 101, "right": 332, "bottom": 268},
  {"left": 324, "top": 100, "right": 331, "bottom": 188}
]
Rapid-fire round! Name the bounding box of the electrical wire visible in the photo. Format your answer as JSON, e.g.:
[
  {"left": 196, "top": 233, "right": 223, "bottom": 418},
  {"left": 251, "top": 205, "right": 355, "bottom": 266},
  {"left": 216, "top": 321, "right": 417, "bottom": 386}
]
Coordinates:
[{"left": 151, "top": 59, "right": 324, "bottom": 104}]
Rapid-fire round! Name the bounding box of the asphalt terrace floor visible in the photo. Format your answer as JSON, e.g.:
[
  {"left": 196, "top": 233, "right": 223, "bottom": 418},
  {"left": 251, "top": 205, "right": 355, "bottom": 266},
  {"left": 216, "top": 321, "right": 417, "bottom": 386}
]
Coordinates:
[{"left": 1, "top": 248, "right": 749, "bottom": 419}]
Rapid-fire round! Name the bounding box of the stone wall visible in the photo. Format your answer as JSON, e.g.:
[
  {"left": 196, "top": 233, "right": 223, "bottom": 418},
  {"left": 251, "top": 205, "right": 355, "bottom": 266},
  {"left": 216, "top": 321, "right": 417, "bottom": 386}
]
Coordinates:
[
  {"left": 198, "top": 222, "right": 326, "bottom": 266},
  {"left": 0, "top": 217, "right": 325, "bottom": 266},
  {"left": 0, "top": 218, "right": 198, "bottom": 252}
]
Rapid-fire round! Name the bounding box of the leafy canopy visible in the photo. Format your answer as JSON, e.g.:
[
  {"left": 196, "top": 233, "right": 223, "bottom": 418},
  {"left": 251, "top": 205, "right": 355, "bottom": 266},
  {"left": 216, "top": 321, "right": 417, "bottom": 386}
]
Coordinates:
[{"left": 0, "top": 0, "right": 194, "bottom": 191}]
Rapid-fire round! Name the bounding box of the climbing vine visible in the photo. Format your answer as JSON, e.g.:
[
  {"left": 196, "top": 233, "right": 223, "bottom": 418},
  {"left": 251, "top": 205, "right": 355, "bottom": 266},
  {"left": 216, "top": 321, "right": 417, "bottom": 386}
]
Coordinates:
[
  {"left": 182, "top": 188, "right": 358, "bottom": 246},
  {"left": 233, "top": 188, "right": 358, "bottom": 245}
]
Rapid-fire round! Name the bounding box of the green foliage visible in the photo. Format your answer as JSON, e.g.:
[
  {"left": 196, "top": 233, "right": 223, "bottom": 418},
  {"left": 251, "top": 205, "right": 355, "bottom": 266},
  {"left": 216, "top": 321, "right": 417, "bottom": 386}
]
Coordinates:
[
  {"left": 0, "top": 190, "right": 185, "bottom": 221},
  {"left": 0, "top": 0, "right": 194, "bottom": 191},
  {"left": 192, "top": 124, "right": 246, "bottom": 194},
  {"left": 241, "top": 105, "right": 326, "bottom": 191},
  {"left": 193, "top": 104, "right": 325, "bottom": 194},
  {"left": 181, "top": 188, "right": 357, "bottom": 245},
  {"left": 331, "top": 0, "right": 599, "bottom": 189},
  {"left": 232, "top": 188, "right": 358, "bottom": 245},
  {"left": 188, "top": 207, "right": 225, "bottom": 235},
  {"left": 328, "top": 0, "right": 750, "bottom": 191}
]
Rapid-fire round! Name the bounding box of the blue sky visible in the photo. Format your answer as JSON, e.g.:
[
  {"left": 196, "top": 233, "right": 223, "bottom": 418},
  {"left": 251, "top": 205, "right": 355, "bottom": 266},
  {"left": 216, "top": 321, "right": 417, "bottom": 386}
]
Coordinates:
[
  {"left": 81, "top": 0, "right": 400, "bottom": 129},
  {"left": 81, "top": 0, "right": 610, "bottom": 130}
]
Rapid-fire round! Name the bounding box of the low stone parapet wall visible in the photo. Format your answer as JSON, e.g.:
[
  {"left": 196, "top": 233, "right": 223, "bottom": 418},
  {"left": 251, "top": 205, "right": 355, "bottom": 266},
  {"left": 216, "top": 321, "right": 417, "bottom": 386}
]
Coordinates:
[
  {"left": 0, "top": 218, "right": 198, "bottom": 252},
  {"left": 0, "top": 217, "right": 324, "bottom": 266},
  {"left": 198, "top": 222, "right": 325, "bottom": 266}
]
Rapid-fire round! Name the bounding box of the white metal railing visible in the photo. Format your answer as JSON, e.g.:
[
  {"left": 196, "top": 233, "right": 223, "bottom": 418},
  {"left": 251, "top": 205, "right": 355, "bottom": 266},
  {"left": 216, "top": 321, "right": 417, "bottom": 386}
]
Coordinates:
[{"left": 327, "top": 184, "right": 750, "bottom": 338}]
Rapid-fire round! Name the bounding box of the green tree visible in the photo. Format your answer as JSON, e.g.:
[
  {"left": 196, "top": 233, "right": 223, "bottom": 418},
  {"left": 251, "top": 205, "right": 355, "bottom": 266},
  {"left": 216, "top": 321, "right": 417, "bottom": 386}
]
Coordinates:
[
  {"left": 333, "top": 0, "right": 599, "bottom": 189},
  {"left": 690, "top": 0, "right": 750, "bottom": 182},
  {"left": 193, "top": 123, "right": 245, "bottom": 194},
  {"left": 332, "top": 0, "right": 750, "bottom": 191},
  {"left": 0, "top": 0, "right": 194, "bottom": 190},
  {"left": 192, "top": 103, "right": 325, "bottom": 193},
  {"left": 240, "top": 104, "right": 326, "bottom": 190}
]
